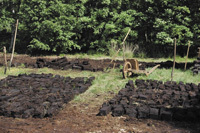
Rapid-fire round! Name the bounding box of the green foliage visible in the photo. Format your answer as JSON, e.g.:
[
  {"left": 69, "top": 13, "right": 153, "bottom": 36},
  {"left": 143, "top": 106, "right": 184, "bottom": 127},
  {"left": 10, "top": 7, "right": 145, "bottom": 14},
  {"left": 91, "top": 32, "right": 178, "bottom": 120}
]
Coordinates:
[
  {"left": 29, "top": 39, "right": 50, "bottom": 51},
  {"left": 0, "top": 0, "right": 200, "bottom": 55}
]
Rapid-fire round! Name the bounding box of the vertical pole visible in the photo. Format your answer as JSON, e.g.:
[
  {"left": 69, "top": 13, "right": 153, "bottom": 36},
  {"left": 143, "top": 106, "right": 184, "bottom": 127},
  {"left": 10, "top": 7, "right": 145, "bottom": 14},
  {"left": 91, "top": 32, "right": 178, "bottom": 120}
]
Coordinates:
[
  {"left": 198, "top": 47, "right": 200, "bottom": 57},
  {"left": 171, "top": 38, "right": 176, "bottom": 82},
  {"left": 123, "top": 42, "right": 125, "bottom": 61},
  {"left": 123, "top": 29, "right": 131, "bottom": 62},
  {"left": 3, "top": 47, "right": 8, "bottom": 74},
  {"left": 9, "top": 19, "right": 18, "bottom": 68},
  {"left": 9, "top": 23, "right": 15, "bottom": 52},
  {"left": 184, "top": 41, "right": 190, "bottom": 71}
]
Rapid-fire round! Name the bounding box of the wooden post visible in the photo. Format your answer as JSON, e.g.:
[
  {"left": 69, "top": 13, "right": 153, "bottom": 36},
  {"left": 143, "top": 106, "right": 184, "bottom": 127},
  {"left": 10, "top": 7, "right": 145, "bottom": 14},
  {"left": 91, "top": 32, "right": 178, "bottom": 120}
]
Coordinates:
[
  {"left": 171, "top": 38, "right": 176, "bottom": 82},
  {"left": 110, "top": 48, "right": 121, "bottom": 64},
  {"left": 198, "top": 47, "right": 200, "bottom": 57},
  {"left": 184, "top": 41, "right": 190, "bottom": 71},
  {"left": 9, "top": 19, "right": 19, "bottom": 68},
  {"left": 123, "top": 29, "right": 131, "bottom": 61},
  {"left": 3, "top": 47, "right": 8, "bottom": 74},
  {"left": 9, "top": 23, "right": 15, "bottom": 52}
]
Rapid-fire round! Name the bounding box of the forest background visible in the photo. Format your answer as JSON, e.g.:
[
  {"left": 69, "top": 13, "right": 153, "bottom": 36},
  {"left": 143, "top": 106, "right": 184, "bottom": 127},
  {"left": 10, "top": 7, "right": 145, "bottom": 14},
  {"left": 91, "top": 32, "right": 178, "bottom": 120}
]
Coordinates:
[{"left": 0, "top": 0, "right": 200, "bottom": 57}]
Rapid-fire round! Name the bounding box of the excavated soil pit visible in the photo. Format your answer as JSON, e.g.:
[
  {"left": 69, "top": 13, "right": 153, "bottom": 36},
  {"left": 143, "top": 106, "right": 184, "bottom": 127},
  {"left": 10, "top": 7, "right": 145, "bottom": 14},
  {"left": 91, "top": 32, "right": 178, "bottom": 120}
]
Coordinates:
[
  {"left": 98, "top": 79, "right": 200, "bottom": 122},
  {"left": 0, "top": 73, "right": 95, "bottom": 118}
]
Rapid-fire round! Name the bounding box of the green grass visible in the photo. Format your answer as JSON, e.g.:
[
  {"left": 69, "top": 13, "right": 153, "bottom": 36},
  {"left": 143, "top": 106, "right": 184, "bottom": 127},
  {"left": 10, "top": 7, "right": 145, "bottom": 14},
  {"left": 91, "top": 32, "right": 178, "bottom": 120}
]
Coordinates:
[
  {"left": 0, "top": 66, "right": 199, "bottom": 104},
  {"left": 132, "top": 68, "right": 200, "bottom": 84},
  {"left": 0, "top": 52, "right": 196, "bottom": 62},
  {"left": 60, "top": 54, "right": 196, "bottom": 63},
  {"left": 135, "top": 55, "right": 196, "bottom": 63},
  {"left": 0, "top": 67, "right": 33, "bottom": 79}
]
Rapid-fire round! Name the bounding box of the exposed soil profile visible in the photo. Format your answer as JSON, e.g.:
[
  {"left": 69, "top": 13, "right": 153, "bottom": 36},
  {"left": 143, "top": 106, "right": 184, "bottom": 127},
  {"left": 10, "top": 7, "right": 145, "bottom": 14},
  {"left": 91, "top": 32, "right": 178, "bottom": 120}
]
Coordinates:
[{"left": 0, "top": 73, "right": 94, "bottom": 118}]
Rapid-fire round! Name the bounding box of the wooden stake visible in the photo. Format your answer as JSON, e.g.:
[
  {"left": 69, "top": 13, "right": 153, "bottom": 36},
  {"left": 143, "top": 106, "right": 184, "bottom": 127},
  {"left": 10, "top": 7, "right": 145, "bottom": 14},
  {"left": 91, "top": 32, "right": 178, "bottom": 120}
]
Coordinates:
[
  {"left": 184, "top": 41, "right": 190, "bottom": 71},
  {"left": 113, "top": 63, "right": 116, "bottom": 69},
  {"left": 110, "top": 48, "right": 121, "bottom": 64},
  {"left": 3, "top": 47, "right": 8, "bottom": 74},
  {"left": 9, "top": 19, "right": 19, "bottom": 68},
  {"left": 123, "top": 29, "right": 131, "bottom": 61},
  {"left": 171, "top": 38, "right": 176, "bottom": 82}
]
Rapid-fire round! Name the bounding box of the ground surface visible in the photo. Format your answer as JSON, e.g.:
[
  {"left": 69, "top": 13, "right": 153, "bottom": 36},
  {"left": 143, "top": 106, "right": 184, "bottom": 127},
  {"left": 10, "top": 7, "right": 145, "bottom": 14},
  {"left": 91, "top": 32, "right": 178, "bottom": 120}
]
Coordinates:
[
  {"left": 0, "top": 54, "right": 199, "bottom": 133},
  {"left": 0, "top": 96, "right": 200, "bottom": 133}
]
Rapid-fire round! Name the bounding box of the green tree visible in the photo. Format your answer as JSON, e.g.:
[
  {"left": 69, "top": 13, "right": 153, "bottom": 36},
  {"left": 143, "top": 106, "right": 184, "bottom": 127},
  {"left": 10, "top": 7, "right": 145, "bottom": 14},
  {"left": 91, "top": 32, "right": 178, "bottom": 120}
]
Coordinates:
[
  {"left": 0, "top": 0, "right": 199, "bottom": 56},
  {"left": 18, "top": 0, "right": 81, "bottom": 54}
]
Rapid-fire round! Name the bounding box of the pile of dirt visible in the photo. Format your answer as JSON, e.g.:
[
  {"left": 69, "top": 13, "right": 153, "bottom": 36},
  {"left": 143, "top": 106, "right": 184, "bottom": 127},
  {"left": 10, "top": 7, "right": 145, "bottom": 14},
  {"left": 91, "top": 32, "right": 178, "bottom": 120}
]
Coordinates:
[
  {"left": 98, "top": 79, "right": 200, "bottom": 121},
  {"left": 192, "top": 57, "right": 200, "bottom": 75},
  {"left": 0, "top": 73, "right": 95, "bottom": 118}
]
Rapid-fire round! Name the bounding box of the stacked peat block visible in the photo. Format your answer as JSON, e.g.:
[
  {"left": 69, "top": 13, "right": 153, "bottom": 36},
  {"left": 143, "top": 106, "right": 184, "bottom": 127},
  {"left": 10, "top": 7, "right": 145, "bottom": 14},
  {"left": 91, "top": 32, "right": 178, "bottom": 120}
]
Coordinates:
[
  {"left": 98, "top": 79, "right": 200, "bottom": 121},
  {"left": 140, "top": 61, "right": 194, "bottom": 70},
  {"left": 0, "top": 73, "right": 95, "bottom": 118},
  {"left": 192, "top": 57, "right": 200, "bottom": 75},
  {"left": 35, "top": 57, "right": 122, "bottom": 72}
]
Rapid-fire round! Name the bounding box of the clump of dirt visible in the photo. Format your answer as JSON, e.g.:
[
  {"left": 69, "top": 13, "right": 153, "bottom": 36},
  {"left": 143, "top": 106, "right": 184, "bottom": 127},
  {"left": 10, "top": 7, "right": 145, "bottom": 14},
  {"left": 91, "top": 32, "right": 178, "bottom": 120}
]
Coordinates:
[
  {"left": 0, "top": 73, "right": 95, "bottom": 118},
  {"left": 98, "top": 79, "right": 200, "bottom": 122}
]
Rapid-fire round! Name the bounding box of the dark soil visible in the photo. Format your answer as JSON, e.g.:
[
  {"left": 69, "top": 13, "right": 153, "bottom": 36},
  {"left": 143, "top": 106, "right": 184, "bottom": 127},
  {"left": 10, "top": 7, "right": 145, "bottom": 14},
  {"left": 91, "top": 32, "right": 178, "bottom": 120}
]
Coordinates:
[
  {"left": 192, "top": 57, "right": 200, "bottom": 75},
  {"left": 0, "top": 55, "right": 199, "bottom": 132},
  {"left": 140, "top": 60, "right": 194, "bottom": 70},
  {"left": 0, "top": 73, "right": 94, "bottom": 118},
  {"left": 98, "top": 79, "right": 200, "bottom": 122},
  {"left": 0, "top": 55, "right": 195, "bottom": 72},
  {"left": 35, "top": 57, "right": 123, "bottom": 72}
]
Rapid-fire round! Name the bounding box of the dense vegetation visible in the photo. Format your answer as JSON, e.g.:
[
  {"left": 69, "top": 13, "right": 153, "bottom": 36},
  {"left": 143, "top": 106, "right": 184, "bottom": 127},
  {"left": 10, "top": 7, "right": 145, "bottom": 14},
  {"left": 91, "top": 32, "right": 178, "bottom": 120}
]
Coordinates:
[{"left": 0, "top": 0, "right": 200, "bottom": 56}]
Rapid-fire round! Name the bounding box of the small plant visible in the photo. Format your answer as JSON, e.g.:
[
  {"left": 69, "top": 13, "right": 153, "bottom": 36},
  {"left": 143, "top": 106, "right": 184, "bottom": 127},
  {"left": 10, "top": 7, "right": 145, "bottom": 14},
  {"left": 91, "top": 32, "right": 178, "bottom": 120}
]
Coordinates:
[
  {"left": 59, "top": 54, "right": 65, "bottom": 57},
  {"left": 137, "top": 51, "right": 147, "bottom": 58},
  {"left": 40, "top": 87, "right": 44, "bottom": 90},
  {"left": 109, "top": 41, "right": 138, "bottom": 58},
  {"left": 83, "top": 77, "right": 88, "bottom": 84},
  {"left": 109, "top": 41, "right": 120, "bottom": 57},
  {"left": 19, "top": 63, "right": 26, "bottom": 68},
  {"left": 119, "top": 65, "right": 123, "bottom": 70},
  {"left": 123, "top": 43, "right": 138, "bottom": 58},
  {"left": 72, "top": 83, "right": 76, "bottom": 89}
]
